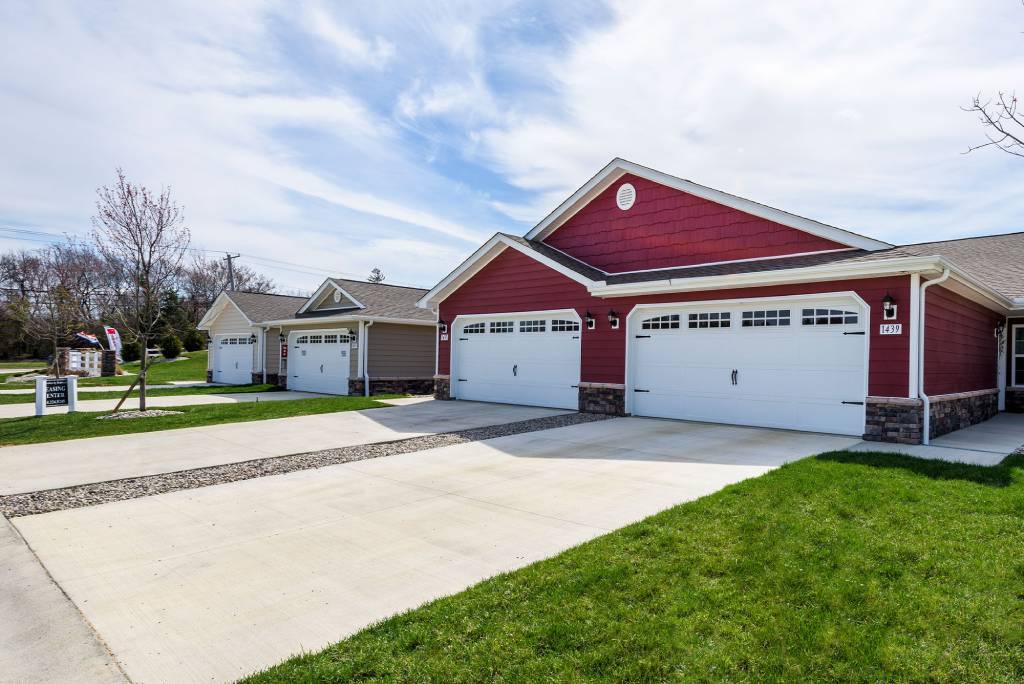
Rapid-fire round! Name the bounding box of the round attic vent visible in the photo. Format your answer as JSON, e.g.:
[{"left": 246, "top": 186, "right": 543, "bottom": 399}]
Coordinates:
[{"left": 616, "top": 182, "right": 636, "bottom": 210}]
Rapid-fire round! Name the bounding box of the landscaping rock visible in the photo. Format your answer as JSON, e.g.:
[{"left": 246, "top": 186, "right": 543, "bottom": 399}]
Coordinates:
[
  {"left": 0, "top": 412, "right": 611, "bottom": 517},
  {"left": 96, "top": 410, "right": 184, "bottom": 420}
]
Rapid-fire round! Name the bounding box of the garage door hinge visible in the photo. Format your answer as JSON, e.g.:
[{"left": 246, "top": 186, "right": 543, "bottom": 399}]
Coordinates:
[
  {"left": 841, "top": 400, "right": 864, "bottom": 405},
  {"left": 842, "top": 331, "right": 866, "bottom": 335},
  {"left": 634, "top": 335, "right": 651, "bottom": 339},
  {"left": 634, "top": 388, "right": 650, "bottom": 393}
]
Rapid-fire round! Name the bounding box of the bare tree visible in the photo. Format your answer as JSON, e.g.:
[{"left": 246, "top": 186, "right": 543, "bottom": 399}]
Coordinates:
[
  {"left": 179, "top": 255, "right": 275, "bottom": 323},
  {"left": 368, "top": 267, "right": 386, "bottom": 283},
  {"left": 964, "top": 91, "right": 1024, "bottom": 158},
  {"left": 92, "top": 169, "right": 190, "bottom": 410}
]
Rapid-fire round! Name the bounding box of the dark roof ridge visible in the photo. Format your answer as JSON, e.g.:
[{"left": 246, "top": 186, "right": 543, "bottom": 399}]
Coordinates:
[{"left": 329, "top": 277, "right": 428, "bottom": 292}]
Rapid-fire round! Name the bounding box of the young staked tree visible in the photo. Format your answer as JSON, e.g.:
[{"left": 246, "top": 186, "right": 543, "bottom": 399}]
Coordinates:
[{"left": 92, "top": 169, "right": 190, "bottom": 410}]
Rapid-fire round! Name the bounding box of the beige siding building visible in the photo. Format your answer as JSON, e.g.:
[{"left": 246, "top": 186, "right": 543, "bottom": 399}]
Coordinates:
[{"left": 198, "top": 279, "right": 436, "bottom": 395}]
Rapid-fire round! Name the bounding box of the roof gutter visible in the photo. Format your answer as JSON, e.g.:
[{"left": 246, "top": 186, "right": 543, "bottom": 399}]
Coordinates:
[
  {"left": 258, "top": 315, "right": 436, "bottom": 327},
  {"left": 917, "top": 268, "right": 951, "bottom": 445}
]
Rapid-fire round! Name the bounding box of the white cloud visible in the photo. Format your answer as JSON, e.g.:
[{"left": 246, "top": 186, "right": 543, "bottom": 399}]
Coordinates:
[{"left": 303, "top": 3, "right": 395, "bottom": 69}]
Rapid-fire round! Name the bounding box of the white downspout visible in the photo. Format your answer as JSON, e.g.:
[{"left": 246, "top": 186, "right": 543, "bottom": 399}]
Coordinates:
[
  {"left": 261, "top": 326, "right": 267, "bottom": 384},
  {"left": 363, "top": 320, "right": 374, "bottom": 397},
  {"left": 918, "top": 268, "right": 951, "bottom": 445}
]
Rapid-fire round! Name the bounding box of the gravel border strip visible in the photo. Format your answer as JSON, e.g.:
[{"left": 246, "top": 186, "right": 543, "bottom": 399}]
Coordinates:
[{"left": 0, "top": 412, "right": 612, "bottom": 518}]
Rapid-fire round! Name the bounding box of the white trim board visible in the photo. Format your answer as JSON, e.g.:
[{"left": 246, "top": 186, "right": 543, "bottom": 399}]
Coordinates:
[
  {"left": 197, "top": 292, "right": 255, "bottom": 330},
  {"left": 525, "top": 158, "right": 894, "bottom": 252},
  {"left": 1012, "top": 324, "right": 1024, "bottom": 389},
  {"left": 297, "top": 279, "right": 364, "bottom": 315}
]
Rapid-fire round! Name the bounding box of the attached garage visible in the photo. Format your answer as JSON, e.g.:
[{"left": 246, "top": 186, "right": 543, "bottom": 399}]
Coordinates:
[
  {"left": 628, "top": 296, "right": 868, "bottom": 436},
  {"left": 212, "top": 335, "right": 255, "bottom": 384},
  {"left": 287, "top": 330, "right": 352, "bottom": 395},
  {"left": 452, "top": 312, "right": 581, "bottom": 410}
]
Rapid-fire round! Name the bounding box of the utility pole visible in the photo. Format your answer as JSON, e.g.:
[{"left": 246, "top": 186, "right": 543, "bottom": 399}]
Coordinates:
[{"left": 223, "top": 253, "right": 241, "bottom": 290}]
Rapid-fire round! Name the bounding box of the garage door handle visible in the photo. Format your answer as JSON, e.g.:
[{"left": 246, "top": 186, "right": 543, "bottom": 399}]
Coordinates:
[
  {"left": 843, "top": 331, "right": 866, "bottom": 335},
  {"left": 635, "top": 335, "right": 651, "bottom": 339},
  {"left": 731, "top": 369, "right": 738, "bottom": 385},
  {"left": 634, "top": 388, "right": 650, "bottom": 393},
  {"left": 320, "top": 364, "right": 324, "bottom": 373},
  {"left": 512, "top": 364, "right": 518, "bottom": 376},
  {"left": 457, "top": 378, "right": 467, "bottom": 382},
  {"left": 841, "top": 400, "right": 865, "bottom": 405}
]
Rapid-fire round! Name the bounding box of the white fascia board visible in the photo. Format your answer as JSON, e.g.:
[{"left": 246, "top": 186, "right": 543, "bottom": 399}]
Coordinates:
[
  {"left": 591, "top": 254, "right": 1017, "bottom": 313},
  {"left": 526, "top": 158, "right": 894, "bottom": 252},
  {"left": 197, "top": 292, "right": 254, "bottom": 330},
  {"left": 416, "top": 234, "right": 603, "bottom": 309},
  {"left": 590, "top": 256, "right": 942, "bottom": 297},
  {"left": 261, "top": 315, "right": 436, "bottom": 327}
]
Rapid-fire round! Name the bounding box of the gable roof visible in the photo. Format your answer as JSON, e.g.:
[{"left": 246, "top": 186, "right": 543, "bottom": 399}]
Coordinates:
[
  {"left": 525, "top": 158, "right": 894, "bottom": 252},
  {"left": 293, "top": 278, "right": 433, "bottom": 322},
  {"left": 226, "top": 291, "right": 307, "bottom": 322}
]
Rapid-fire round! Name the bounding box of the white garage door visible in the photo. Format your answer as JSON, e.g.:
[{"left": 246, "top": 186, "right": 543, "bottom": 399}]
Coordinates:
[
  {"left": 453, "top": 314, "right": 581, "bottom": 410},
  {"left": 213, "top": 335, "right": 253, "bottom": 385},
  {"left": 289, "top": 331, "right": 351, "bottom": 395},
  {"left": 629, "top": 298, "right": 867, "bottom": 435}
]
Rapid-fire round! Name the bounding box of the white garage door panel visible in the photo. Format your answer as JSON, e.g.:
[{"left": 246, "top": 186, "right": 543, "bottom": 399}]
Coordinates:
[
  {"left": 454, "top": 315, "right": 580, "bottom": 410},
  {"left": 631, "top": 299, "right": 867, "bottom": 436},
  {"left": 289, "top": 331, "right": 350, "bottom": 395},
  {"left": 214, "top": 336, "right": 253, "bottom": 385}
]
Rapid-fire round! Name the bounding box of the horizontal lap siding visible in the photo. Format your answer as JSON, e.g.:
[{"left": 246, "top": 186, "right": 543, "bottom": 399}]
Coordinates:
[
  {"left": 439, "top": 248, "right": 911, "bottom": 397},
  {"left": 924, "top": 286, "right": 1001, "bottom": 395},
  {"left": 367, "top": 323, "right": 435, "bottom": 377},
  {"left": 208, "top": 305, "right": 252, "bottom": 336},
  {"left": 543, "top": 173, "right": 846, "bottom": 273},
  {"left": 265, "top": 326, "right": 282, "bottom": 374}
]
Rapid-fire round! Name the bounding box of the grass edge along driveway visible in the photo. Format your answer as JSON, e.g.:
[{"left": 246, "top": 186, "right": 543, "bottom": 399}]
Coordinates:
[
  {"left": 2, "top": 351, "right": 209, "bottom": 388},
  {"left": 243, "top": 450, "right": 1024, "bottom": 684},
  {"left": 0, "top": 395, "right": 404, "bottom": 446}
]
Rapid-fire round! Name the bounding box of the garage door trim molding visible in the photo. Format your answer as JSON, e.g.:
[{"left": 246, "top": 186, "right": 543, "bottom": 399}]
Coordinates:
[
  {"left": 450, "top": 309, "right": 582, "bottom": 403},
  {"left": 624, "top": 291, "right": 871, "bottom": 425}
]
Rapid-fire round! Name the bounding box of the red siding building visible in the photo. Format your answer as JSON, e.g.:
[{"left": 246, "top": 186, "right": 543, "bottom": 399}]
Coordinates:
[{"left": 421, "top": 159, "right": 1024, "bottom": 444}]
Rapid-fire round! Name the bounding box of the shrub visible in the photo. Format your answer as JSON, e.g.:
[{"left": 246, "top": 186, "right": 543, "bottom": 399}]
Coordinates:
[
  {"left": 120, "top": 339, "right": 142, "bottom": 363},
  {"left": 183, "top": 328, "right": 205, "bottom": 352},
  {"left": 160, "top": 334, "right": 182, "bottom": 359}
]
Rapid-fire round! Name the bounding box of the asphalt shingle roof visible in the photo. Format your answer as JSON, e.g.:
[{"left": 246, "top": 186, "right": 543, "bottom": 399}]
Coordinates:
[
  {"left": 318, "top": 279, "right": 433, "bottom": 321},
  {"left": 506, "top": 231, "right": 1024, "bottom": 302},
  {"left": 224, "top": 291, "right": 306, "bottom": 323}
]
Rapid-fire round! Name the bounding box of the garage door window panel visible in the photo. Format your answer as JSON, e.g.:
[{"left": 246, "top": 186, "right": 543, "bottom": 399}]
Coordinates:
[
  {"left": 741, "top": 310, "right": 790, "bottom": 327},
  {"left": 489, "top": 321, "right": 514, "bottom": 333},
  {"left": 802, "top": 308, "right": 858, "bottom": 326},
  {"left": 688, "top": 312, "right": 731, "bottom": 329},
  {"left": 551, "top": 320, "right": 580, "bottom": 332},
  {"left": 463, "top": 323, "right": 485, "bottom": 335},
  {"left": 641, "top": 314, "right": 680, "bottom": 330},
  {"left": 519, "top": 320, "right": 546, "bottom": 333}
]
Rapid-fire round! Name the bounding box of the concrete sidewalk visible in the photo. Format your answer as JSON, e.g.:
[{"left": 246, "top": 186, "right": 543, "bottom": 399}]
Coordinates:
[
  {"left": 0, "top": 517, "right": 126, "bottom": 684},
  {"left": 0, "top": 389, "right": 322, "bottom": 418},
  {"left": 14, "top": 417, "right": 858, "bottom": 683},
  {"left": 852, "top": 412, "right": 1024, "bottom": 466},
  {"left": 0, "top": 400, "right": 566, "bottom": 494}
]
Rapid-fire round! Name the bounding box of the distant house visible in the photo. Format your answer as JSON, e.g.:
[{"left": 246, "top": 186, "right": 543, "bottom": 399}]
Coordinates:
[
  {"left": 417, "top": 158, "right": 1024, "bottom": 444},
  {"left": 198, "top": 279, "right": 435, "bottom": 395}
]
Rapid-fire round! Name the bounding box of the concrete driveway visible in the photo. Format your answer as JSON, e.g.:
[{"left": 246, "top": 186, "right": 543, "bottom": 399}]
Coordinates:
[
  {"left": 0, "top": 400, "right": 567, "bottom": 494},
  {"left": 0, "top": 389, "right": 323, "bottom": 419},
  {"left": 14, "top": 416, "right": 858, "bottom": 683}
]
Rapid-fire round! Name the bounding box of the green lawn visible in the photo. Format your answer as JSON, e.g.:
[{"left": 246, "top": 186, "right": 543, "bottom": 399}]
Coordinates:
[
  {"left": 0, "top": 360, "right": 47, "bottom": 369},
  {"left": 2, "top": 350, "right": 209, "bottom": 388},
  {"left": 0, "top": 394, "right": 403, "bottom": 445},
  {"left": 0, "top": 383, "right": 278, "bottom": 404},
  {"left": 243, "top": 450, "right": 1024, "bottom": 684}
]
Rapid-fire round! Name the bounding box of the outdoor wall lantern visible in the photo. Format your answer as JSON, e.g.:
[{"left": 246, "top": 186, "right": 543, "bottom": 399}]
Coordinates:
[
  {"left": 585, "top": 310, "right": 596, "bottom": 330},
  {"left": 248, "top": 334, "right": 258, "bottom": 344},
  {"left": 882, "top": 293, "right": 898, "bottom": 320},
  {"left": 278, "top": 333, "right": 286, "bottom": 343},
  {"left": 607, "top": 309, "right": 620, "bottom": 329},
  {"left": 438, "top": 319, "right": 448, "bottom": 333},
  {"left": 995, "top": 319, "right": 1006, "bottom": 339}
]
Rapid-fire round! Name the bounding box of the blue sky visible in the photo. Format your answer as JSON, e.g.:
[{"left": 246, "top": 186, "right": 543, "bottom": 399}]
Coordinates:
[{"left": 1, "top": 1, "right": 1022, "bottom": 294}]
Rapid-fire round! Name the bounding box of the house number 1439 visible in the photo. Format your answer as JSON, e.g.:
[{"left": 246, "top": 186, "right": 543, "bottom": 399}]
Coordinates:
[{"left": 879, "top": 323, "right": 902, "bottom": 335}]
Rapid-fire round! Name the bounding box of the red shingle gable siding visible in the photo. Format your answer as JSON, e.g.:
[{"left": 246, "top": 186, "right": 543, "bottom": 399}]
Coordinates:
[
  {"left": 924, "top": 286, "right": 1001, "bottom": 395},
  {"left": 438, "top": 248, "right": 911, "bottom": 398},
  {"left": 542, "top": 173, "right": 848, "bottom": 273}
]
